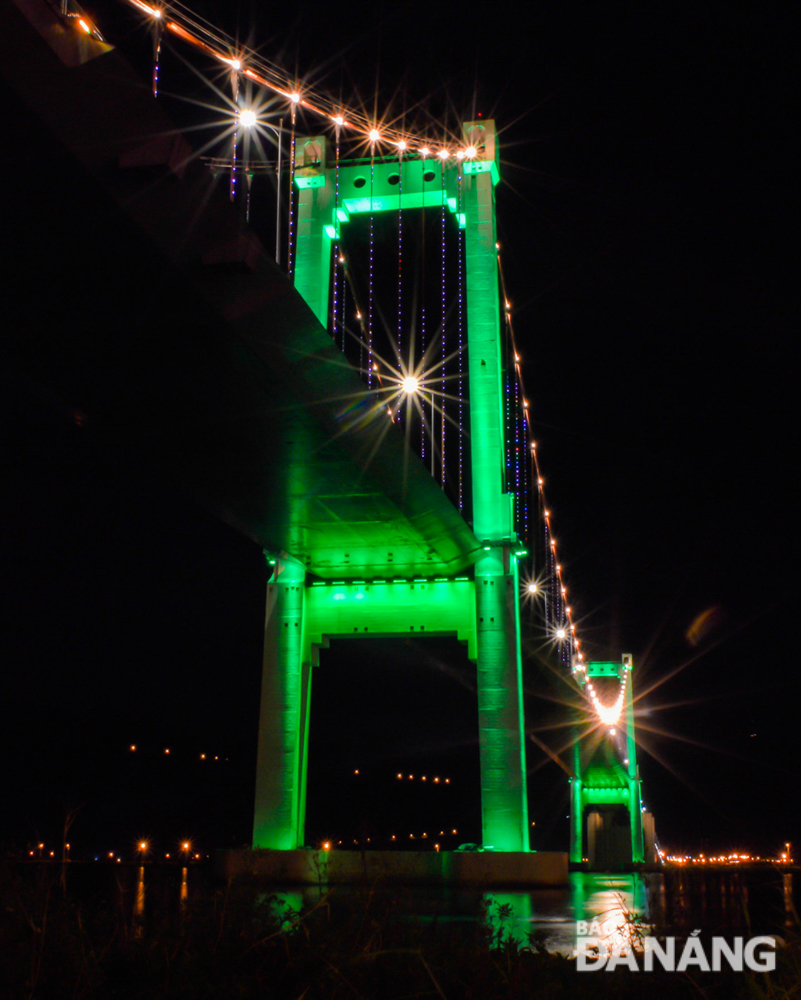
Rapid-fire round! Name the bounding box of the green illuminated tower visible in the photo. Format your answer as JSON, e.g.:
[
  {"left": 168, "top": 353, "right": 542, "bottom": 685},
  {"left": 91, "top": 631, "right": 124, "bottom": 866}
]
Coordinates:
[
  {"left": 252, "top": 121, "right": 531, "bottom": 853},
  {"left": 570, "top": 655, "right": 645, "bottom": 865}
]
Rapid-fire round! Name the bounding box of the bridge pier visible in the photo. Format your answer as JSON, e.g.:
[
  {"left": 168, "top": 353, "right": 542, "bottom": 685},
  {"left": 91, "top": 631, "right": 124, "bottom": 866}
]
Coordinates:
[
  {"left": 570, "top": 657, "right": 646, "bottom": 865},
  {"left": 252, "top": 118, "right": 530, "bottom": 854}
]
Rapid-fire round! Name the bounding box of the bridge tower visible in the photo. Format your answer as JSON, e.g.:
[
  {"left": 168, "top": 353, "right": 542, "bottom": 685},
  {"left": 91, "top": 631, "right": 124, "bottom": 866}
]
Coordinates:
[
  {"left": 570, "top": 655, "right": 647, "bottom": 865},
  {"left": 253, "top": 120, "right": 531, "bottom": 853}
]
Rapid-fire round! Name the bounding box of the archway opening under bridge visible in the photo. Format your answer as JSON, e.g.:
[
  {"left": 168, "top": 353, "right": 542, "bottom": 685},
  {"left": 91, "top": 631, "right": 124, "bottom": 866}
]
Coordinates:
[{"left": 305, "top": 636, "right": 481, "bottom": 851}]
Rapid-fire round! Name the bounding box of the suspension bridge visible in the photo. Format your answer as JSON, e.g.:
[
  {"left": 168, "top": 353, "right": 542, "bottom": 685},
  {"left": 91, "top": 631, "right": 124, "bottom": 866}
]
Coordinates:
[{"left": 3, "top": 0, "right": 657, "bottom": 876}]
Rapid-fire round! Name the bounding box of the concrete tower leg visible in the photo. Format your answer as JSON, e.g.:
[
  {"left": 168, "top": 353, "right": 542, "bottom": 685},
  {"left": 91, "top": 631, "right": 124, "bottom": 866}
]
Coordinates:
[
  {"left": 475, "top": 547, "right": 529, "bottom": 851},
  {"left": 623, "top": 658, "right": 645, "bottom": 863},
  {"left": 293, "top": 136, "right": 333, "bottom": 327},
  {"left": 570, "top": 740, "right": 584, "bottom": 863},
  {"left": 253, "top": 554, "right": 308, "bottom": 849},
  {"left": 463, "top": 120, "right": 529, "bottom": 852}
]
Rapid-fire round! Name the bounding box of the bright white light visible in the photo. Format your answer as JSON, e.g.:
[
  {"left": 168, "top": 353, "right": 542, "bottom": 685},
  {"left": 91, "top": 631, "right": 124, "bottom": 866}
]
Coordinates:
[
  {"left": 526, "top": 582, "right": 539, "bottom": 595},
  {"left": 333, "top": 115, "right": 344, "bottom": 126},
  {"left": 401, "top": 375, "right": 420, "bottom": 394},
  {"left": 420, "top": 147, "right": 430, "bottom": 157},
  {"left": 231, "top": 59, "right": 242, "bottom": 71},
  {"left": 438, "top": 149, "right": 449, "bottom": 160},
  {"left": 152, "top": 8, "right": 162, "bottom": 18},
  {"left": 238, "top": 109, "right": 257, "bottom": 128},
  {"left": 555, "top": 628, "right": 566, "bottom": 640},
  {"left": 369, "top": 128, "right": 381, "bottom": 142},
  {"left": 465, "top": 145, "right": 477, "bottom": 158},
  {"left": 290, "top": 92, "right": 301, "bottom": 104},
  {"left": 396, "top": 139, "right": 407, "bottom": 151}
]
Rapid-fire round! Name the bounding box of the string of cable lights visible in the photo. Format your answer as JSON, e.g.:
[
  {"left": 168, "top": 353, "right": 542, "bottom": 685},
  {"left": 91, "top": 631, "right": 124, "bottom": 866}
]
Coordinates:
[
  {"left": 496, "top": 252, "right": 625, "bottom": 725},
  {"left": 120, "top": 0, "right": 486, "bottom": 159}
]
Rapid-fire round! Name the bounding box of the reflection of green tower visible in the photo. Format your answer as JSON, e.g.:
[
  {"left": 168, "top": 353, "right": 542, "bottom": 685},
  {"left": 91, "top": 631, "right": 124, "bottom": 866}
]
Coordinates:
[
  {"left": 253, "top": 120, "right": 531, "bottom": 853},
  {"left": 570, "top": 655, "right": 645, "bottom": 865}
]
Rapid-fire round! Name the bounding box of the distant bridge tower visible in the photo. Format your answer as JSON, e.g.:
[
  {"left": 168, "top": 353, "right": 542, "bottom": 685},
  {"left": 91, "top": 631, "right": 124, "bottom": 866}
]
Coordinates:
[
  {"left": 570, "top": 655, "right": 651, "bottom": 865},
  {"left": 253, "top": 120, "right": 531, "bottom": 853}
]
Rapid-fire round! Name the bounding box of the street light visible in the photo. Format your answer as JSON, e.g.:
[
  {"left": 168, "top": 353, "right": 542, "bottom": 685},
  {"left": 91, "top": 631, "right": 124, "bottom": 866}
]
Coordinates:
[{"left": 236, "top": 108, "right": 284, "bottom": 266}]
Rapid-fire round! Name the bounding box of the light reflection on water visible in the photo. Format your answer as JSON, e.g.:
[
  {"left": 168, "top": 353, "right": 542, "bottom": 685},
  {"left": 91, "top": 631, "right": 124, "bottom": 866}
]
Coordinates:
[
  {"left": 481, "top": 874, "right": 648, "bottom": 956},
  {"left": 120, "top": 867, "right": 796, "bottom": 955},
  {"left": 133, "top": 865, "right": 146, "bottom": 939}
]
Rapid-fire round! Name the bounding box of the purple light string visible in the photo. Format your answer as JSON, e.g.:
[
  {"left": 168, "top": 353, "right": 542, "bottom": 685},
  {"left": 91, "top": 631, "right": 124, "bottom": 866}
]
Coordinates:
[
  {"left": 440, "top": 162, "right": 447, "bottom": 488},
  {"left": 457, "top": 167, "right": 464, "bottom": 510}
]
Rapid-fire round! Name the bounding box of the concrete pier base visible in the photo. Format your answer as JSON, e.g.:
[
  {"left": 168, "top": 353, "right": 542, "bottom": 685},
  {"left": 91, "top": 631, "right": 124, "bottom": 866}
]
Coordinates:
[{"left": 215, "top": 849, "right": 568, "bottom": 887}]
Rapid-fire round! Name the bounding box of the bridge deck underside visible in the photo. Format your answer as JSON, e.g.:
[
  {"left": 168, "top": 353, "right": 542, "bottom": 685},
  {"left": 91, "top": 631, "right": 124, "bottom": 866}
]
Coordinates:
[{"left": 2, "top": 0, "right": 479, "bottom": 579}]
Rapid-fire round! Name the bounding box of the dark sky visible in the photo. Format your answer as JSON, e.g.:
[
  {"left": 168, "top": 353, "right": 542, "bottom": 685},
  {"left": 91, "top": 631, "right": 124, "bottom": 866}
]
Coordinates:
[{"left": 1, "top": 2, "right": 796, "bottom": 858}]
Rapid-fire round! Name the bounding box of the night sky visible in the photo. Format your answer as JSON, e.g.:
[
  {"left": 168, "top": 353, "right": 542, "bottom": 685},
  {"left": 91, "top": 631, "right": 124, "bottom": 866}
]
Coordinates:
[{"left": 1, "top": 2, "right": 796, "bottom": 859}]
